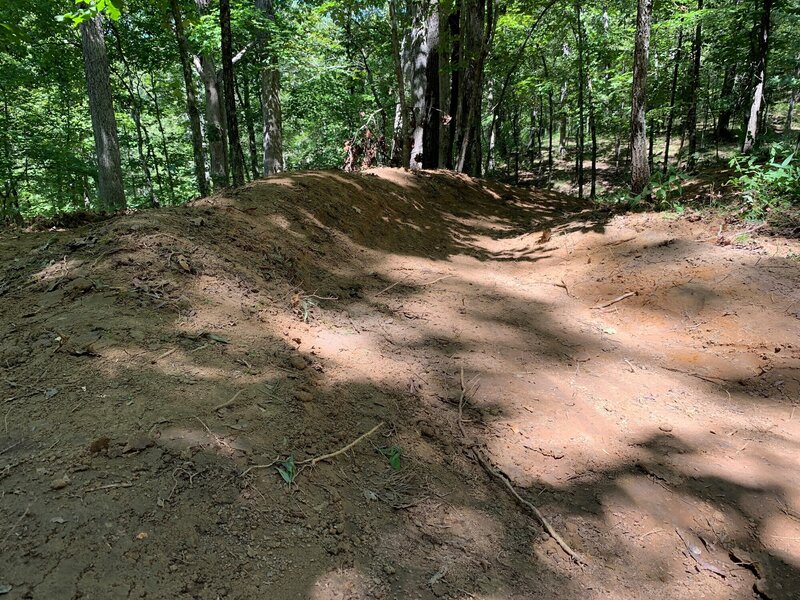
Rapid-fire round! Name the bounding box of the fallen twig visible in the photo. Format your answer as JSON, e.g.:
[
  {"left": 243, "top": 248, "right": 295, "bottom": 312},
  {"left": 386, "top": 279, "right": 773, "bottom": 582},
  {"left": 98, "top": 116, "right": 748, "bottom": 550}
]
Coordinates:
[
  {"left": 240, "top": 458, "right": 281, "bottom": 477},
  {"left": 0, "top": 440, "right": 21, "bottom": 455},
  {"left": 151, "top": 348, "right": 177, "bottom": 364},
  {"left": 419, "top": 274, "right": 454, "bottom": 286},
  {"left": 213, "top": 389, "right": 244, "bottom": 412},
  {"left": 85, "top": 482, "right": 134, "bottom": 493},
  {"left": 593, "top": 291, "right": 637, "bottom": 309},
  {"left": 300, "top": 422, "right": 384, "bottom": 466},
  {"left": 375, "top": 280, "right": 404, "bottom": 296},
  {"left": 474, "top": 450, "right": 587, "bottom": 565}
]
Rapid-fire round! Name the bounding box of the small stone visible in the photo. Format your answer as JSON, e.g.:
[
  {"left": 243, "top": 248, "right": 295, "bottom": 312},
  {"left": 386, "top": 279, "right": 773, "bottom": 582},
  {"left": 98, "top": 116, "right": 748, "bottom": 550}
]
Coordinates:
[
  {"left": 88, "top": 436, "right": 111, "bottom": 454},
  {"left": 288, "top": 355, "right": 307, "bottom": 370},
  {"left": 383, "top": 565, "right": 395, "bottom": 576},
  {"left": 124, "top": 434, "right": 154, "bottom": 454},
  {"left": 659, "top": 423, "right": 673, "bottom": 433},
  {"left": 50, "top": 475, "right": 70, "bottom": 490},
  {"left": 293, "top": 390, "right": 313, "bottom": 403}
]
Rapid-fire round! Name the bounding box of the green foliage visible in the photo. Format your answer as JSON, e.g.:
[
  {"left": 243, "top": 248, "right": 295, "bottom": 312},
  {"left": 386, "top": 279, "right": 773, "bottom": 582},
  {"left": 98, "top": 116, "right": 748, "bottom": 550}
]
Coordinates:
[
  {"left": 378, "top": 445, "right": 402, "bottom": 470},
  {"left": 728, "top": 144, "right": 800, "bottom": 221},
  {"left": 596, "top": 168, "right": 688, "bottom": 211},
  {"left": 276, "top": 456, "right": 297, "bottom": 484},
  {"left": 59, "top": 0, "right": 123, "bottom": 25}
]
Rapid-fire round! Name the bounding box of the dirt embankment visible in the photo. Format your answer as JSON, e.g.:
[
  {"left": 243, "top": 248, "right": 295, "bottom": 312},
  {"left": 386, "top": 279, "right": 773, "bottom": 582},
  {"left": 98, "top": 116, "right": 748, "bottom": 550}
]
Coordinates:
[{"left": 1, "top": 168, "right": 799, "bottom": 599}]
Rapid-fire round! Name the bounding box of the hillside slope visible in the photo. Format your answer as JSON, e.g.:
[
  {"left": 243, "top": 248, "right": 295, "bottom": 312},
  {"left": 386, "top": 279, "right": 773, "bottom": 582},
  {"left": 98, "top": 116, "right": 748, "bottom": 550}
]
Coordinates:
[{"left": 1, "top": 168, "right": 799, "bottom": 599}]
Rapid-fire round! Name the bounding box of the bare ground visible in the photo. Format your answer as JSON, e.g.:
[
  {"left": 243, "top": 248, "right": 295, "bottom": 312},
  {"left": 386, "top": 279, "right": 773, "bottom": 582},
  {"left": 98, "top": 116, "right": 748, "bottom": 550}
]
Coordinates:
[{"left": 1, "top": 167, "right": 799, "bottom": 599}]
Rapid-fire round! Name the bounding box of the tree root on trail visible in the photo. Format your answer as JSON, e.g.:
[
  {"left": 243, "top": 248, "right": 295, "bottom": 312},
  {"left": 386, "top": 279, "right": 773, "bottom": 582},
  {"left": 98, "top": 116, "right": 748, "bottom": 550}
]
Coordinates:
[
  {"left": 472, "top": 448, "right": 588, "bottom": 566},
  {"left": 457, "top": 366, "right": 588, "bottom": 566}
]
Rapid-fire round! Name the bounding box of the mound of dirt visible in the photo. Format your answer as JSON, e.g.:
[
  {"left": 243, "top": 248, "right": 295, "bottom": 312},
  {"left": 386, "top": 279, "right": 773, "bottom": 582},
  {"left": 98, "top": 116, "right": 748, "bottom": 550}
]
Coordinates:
[{"left": 1, "top": 168, "right": 799, "bottom": 599}]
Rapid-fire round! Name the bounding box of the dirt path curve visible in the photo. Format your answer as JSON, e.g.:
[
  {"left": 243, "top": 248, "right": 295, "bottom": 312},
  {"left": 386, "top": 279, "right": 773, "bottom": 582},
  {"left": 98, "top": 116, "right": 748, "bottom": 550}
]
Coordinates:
[{"left": 1, "top": 168, "right": 799, "bottom": 599}]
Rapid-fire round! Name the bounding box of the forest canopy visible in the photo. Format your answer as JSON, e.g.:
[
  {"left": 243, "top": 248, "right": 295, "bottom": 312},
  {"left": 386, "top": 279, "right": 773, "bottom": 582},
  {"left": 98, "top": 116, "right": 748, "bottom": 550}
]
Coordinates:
[{"left": 0, "top": 0, "right": 797, "bottom": 218}]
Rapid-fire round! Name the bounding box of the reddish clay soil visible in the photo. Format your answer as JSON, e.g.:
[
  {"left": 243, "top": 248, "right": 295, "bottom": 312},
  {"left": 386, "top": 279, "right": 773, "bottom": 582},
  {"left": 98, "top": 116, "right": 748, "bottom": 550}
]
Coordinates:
[{"left": 1, "top": 168, "right": 799, "bottom": 599}]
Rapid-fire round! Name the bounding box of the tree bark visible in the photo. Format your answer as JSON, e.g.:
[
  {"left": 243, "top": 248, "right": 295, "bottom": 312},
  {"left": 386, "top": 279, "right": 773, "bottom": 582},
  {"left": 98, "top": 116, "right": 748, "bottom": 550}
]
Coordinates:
[
  {"left": 220, "top": 0, "right": 246, "bottom": 186},
  {"left": 716, "top": 65, "right": 736, "bottom": 139},
  {"left": 421, "top": 0, "right": 441, "bottom": 169},
  {"left": 662, "top": 28, "right": 683, "bottom": 174},
  {"left": 80, "top": 12, "right": 125, "bottom": 211},
  {"left": 630, "top": 0, "right": 652, "bottom": 196},
  {"left": 239, "top": 73, "right": 260, "bottom": 179},
  {"left": 170, "top": 0, "right": 208, "bottom": 197},
  {"left": 389, "top": 0, "right": 410, "bottom": 168},
  {"left": 195, "top": 0, "right": 229, "bottom": 190},
  {"left": 408, "top": 1, "right": 429, "bottom": 170},
  {"left": 686, "top": 0, "right": 703, "bottom": 171},
  {"left": 455, "top": 0, "right": 492, "bottom": 175},
  {"left": 742, "top": 0, "right": 772, "bottom": 154},
  {"left": 256, "top": 0, "right": 283, "bottom": 175},
  {"left": 575, "top": 0, "right": 585, "bottom": 199}
]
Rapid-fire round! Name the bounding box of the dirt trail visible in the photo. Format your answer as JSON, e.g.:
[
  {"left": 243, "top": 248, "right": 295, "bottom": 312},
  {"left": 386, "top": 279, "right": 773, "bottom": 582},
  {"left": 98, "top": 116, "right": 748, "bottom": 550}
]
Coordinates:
[{"left": 1, "top": 168, "right": 799, "bottom": 599}]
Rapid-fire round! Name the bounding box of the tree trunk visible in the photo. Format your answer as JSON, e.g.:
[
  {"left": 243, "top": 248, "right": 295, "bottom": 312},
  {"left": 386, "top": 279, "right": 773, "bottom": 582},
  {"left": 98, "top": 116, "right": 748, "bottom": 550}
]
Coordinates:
[
  {"left": 445, "top": 11, "right": 460, "bottom": 169},
  {"left": 630, "top": 0, "right": 652, "bottom": 196},
  {"left": 685, "top": 0, "right": 703, "bottom": 171},
  {"left": 170, "top": 0, "right": 208, "bottom": 197},
  {"left": 588, "top": 76, "right": 597, "bottom": 199},
  {"left": 408, "top": 1, "right": 429, "bottom": 170},
  {"left": 575, "top": 0, "right": 585, "bottom": 199},
  {"left": 389, "top": 0, "right": 410, "bottom": 168},
  {"left": 148, "top": 74, "right": 176, "bottom": 205},
  {"left": 240, "top": 74, "right": 260, "bottom": 179},
  {"left": 220, "top": 0, "right": 246, "bottom": 186},
  {"left": 742, "top": 0, "right": 772, "bottom": 154},
  {"left": 79, "top": 12, "right": 125, "bottom": 211},
  {"left": 558, "top": 80, "right": 568, "bottom": 157},
  {"left": 196, "top": 0, "right": 229, "bottom": 190},
  {"left": 455, "top": 0, "right": 492, "bottom": 176},
  {"left": 542, "top": 56, "right": 554, "bottom": 175},
  {"left": 422, "top": 0, "right": 441, "bottom": 169},
  {"left": 662, "top": 27, "right": 683, "bottom": 174},
  {"left": 110, "top": 24, "right": 157, "bottom": 207},
  {"left": 256, "top": 0, "right": 283, "bottom": 175},
  {"left": 716, "top": 65, "right": 736, "bottom": 139}
]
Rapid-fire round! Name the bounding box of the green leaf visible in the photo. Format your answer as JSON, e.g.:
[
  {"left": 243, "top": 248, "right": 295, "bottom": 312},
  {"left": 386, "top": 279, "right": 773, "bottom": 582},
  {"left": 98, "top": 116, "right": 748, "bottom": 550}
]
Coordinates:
[
  {"left": 276, "top": 456, "right": 297, "bottom": 483},
  {"left": 378, "top": 446, "right": 402, "bottom": 470}
]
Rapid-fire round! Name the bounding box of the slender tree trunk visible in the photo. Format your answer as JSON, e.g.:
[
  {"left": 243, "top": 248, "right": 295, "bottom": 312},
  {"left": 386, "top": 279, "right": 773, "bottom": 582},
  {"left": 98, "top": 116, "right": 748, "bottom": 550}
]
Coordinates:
[
  {"left": 575, "top": 0, "right": 585, "bottom": 199},
  {"left": 196, "top": 0, "right": 229, "bottom": 189},
  {"left": 742, "top": 0, "right": 772, "bottom": 154},
  {"left": 170, "top": 0, "right": 208, "bottom": 197},
  {"left": 110, "top": 25, "right": 157, "bottom": 207},
  {"left": 239, "top": 74, "right": 260, "bottom": 179},
  {"left": 588, "top": 76, "right": 597, "bottom": 199},
  {"left": 630, "top": 0, "right": 652, "bottom": 196},
  {"left": 663, "top": 28, "right": 683, "bottom": 174},
  {"left": 422, "top": 0, "right": 441, "bottom": 168},
  {"left": 445, "top": 11, "right": 460, "bottom": 169},
  {"left": 686, "top": 0, "right": 703, "bottom": 170},
  {"left": 389, "top": 0, "right": 410, "bottom": 168},
  {"left": 716, "top": 65, "right": 736, "bottom": 139},
  {"left": 220, "top": 0, "right": 245, "bottom": 186},
  {"left": 558, "top": 80, "right": 568, "bottom": 156},
  {"left": 148, "top": 74, "right": 176, "bottom": 205},
  {"left": 408, "top": 0, "right": 429, "bottom": 170},
  {"left": 256, "top": 0, "right": 283, "bottom": 175},
  {"left": 79, "top": 12, "right": 125, "bottom": 211},
  {"left": 542, "top": 56, "right": 554, "bottom": 176}
]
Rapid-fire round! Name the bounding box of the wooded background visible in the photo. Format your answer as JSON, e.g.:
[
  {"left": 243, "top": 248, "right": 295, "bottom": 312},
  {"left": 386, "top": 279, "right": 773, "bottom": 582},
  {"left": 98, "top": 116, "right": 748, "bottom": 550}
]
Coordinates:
[{"left": 0, "top": 0, "right": 797, "bottom": 216}]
